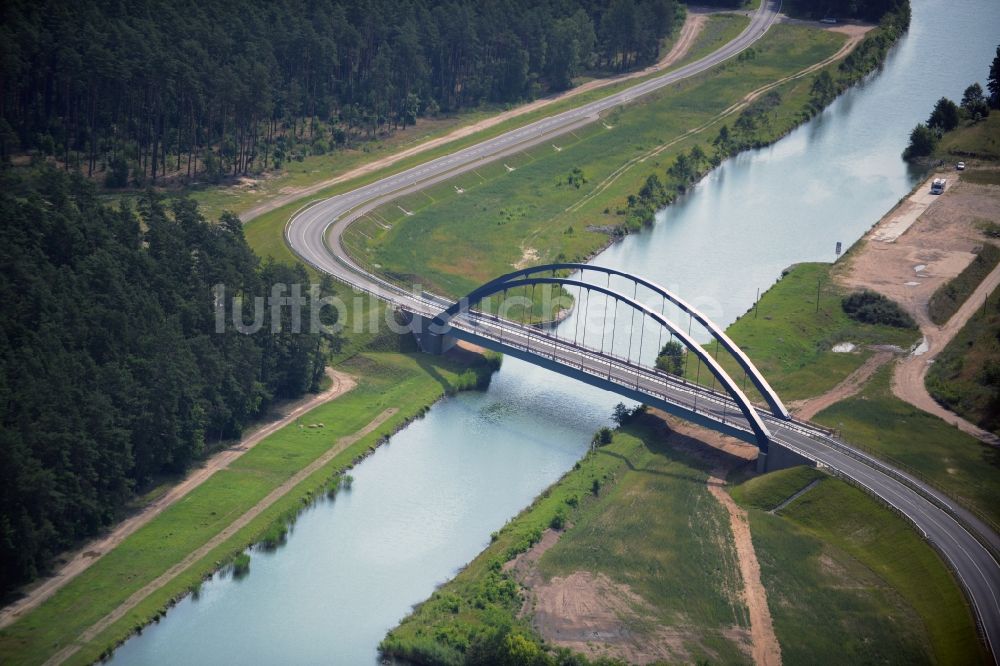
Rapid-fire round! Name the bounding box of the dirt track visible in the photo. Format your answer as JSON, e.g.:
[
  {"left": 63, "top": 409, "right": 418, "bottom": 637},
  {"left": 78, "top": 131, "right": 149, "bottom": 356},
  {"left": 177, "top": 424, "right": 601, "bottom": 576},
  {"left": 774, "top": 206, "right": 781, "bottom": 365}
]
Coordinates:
[
  {"left": 0, "top": 368, "right": 357, "bottom": 631},
  {"left": 238, "top": 12, "right": 709, "bottom": 223},
  {"left": 707, "top": 469, "right": 782, "bottom": 666},
  {"left": 836, "top": 174, "right": 1000, "bottom": 445},
  {"left": 792, "top": 351, "right": 895, "bottom": 421}
]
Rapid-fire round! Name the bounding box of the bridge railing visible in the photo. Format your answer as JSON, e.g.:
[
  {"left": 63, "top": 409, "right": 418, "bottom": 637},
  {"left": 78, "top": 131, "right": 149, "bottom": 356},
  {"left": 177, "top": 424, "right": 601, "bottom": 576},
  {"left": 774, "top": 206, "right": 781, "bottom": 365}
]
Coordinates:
[
  {"left": 457, "top": 311, "right": 758, "bottom": 436},
  {"left": 781, "top": 418, "right": 1000, "bottom": 560}
]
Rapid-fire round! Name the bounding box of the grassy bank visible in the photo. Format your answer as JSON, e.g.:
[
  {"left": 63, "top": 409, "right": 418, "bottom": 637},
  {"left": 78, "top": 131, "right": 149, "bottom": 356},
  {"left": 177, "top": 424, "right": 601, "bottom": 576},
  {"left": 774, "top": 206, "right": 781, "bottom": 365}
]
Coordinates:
[
  {"left": 814, "top": 364, "right": 1000, "bottom": 527},
  {"left": 348, "top": 24, "right": 847, "bottom": 297},
  {"left": 722, "top": 263, "right": 919, "bottom": 402},
  {"left": 733, "top": 467, "right": 983, "bottom": 665},
  {"left": 936, "top": 112, "right": 1000, "bottom": 161},
  {"left": 0, "top": 351, "right": 500, "bottom": 666},
  {"left": 381, "top": 413, "right": 749, "bottom": 665},
  {"left": 927, "top": 287, "right": 1000, "bottom": 436},
  {"left": 927, "top": 242, "right": 1000, "bottom": 325},
  {"left": 382, "top": 410, "right": 964, "bottom": 664}
]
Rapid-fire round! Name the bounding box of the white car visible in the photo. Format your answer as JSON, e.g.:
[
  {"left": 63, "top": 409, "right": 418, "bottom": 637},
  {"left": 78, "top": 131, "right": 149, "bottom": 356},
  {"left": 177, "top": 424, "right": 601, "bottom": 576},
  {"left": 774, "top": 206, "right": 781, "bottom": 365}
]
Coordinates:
[{"left": 956, "top": 161, "right": 966, "bottom": 171}]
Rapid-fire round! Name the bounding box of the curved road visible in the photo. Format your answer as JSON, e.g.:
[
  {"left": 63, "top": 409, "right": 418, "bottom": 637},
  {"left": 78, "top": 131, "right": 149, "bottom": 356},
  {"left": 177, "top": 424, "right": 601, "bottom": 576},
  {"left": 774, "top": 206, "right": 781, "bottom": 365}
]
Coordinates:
[{"left": 284, "top": 2, "right": 999, "bottom": 661}]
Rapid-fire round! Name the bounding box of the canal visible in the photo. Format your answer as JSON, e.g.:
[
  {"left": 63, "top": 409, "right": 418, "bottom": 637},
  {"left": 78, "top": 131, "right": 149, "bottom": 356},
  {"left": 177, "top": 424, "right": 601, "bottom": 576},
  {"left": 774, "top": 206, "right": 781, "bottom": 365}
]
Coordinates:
[{"left": 111, "top": 2, "right": 1000, "bottom": 662}]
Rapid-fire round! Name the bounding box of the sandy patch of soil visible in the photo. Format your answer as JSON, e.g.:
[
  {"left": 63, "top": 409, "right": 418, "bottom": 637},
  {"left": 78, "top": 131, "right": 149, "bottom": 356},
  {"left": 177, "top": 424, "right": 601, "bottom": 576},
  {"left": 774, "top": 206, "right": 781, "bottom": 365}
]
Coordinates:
[
  {"left": 514, "top": 247, "right": 540, "bottom": 270},
  {"left": 530, "top": 570, "right": 707, "bottom": 664},
  {"left": 834, "top": 175, "right": 1000, "bottom": 444}
]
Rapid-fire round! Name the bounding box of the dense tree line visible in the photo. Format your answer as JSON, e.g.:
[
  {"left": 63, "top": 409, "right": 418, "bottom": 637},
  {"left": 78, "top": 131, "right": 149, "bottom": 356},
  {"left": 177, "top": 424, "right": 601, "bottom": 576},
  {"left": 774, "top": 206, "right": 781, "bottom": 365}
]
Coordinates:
[
  {"left": 784, "top": 0, "right": 907, "bottom": 22},
  {"left": 0, "top": 0, "right": 680, "bottom": 186},
  {"left": 0, "top": 168, "right": 335, "bottom": 594}
]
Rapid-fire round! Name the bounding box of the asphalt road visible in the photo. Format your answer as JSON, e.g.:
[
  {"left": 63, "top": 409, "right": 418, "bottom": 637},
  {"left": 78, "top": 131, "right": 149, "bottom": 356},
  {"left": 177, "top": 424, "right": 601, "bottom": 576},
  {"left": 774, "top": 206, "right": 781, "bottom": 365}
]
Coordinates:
[{"left": 283, "top": 0, "right": 1000, "bottom": 659}]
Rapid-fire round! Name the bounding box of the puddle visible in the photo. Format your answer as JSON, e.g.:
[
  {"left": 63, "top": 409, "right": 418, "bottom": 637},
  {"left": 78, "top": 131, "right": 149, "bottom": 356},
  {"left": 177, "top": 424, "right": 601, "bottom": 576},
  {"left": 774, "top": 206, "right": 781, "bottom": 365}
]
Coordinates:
[
  {"left": 832, "top": 342, "right": 856, "bottom": 353},
  {"left": 914, "top": 264, "right": 927, "bottom": 272},
  {"left": 904, "top": 281, "right": 919, "bottom": 286},
  {"left": 911, "top": 337, "right": 929, "bottom": 356}
]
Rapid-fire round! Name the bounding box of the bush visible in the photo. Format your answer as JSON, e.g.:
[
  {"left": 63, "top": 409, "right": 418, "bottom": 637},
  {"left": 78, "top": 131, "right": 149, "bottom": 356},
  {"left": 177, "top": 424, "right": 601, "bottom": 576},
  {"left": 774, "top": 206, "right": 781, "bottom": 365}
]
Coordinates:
[
  {"left": 232, "top": 552, "right": 251, "bottom": 578},
  {"left": 841, "top": 290, "right": 916, "bottom": 328},
  {"left": 592, "top": 427, "right": 613, "bottom": 446}
]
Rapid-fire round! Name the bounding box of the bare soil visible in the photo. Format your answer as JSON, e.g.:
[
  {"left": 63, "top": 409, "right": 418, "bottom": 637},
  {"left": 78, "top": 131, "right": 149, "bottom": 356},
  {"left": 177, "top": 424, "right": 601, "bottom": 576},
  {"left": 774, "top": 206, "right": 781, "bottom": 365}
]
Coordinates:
[
  {"left": 835, "top": 174, "right": 1000, "bottom": 445},
  {"left": 0, "top": 368, "right": 357, "bottom": 629},
  {"left": 707, "top": 468, "right": 783, "bottom": 666}
]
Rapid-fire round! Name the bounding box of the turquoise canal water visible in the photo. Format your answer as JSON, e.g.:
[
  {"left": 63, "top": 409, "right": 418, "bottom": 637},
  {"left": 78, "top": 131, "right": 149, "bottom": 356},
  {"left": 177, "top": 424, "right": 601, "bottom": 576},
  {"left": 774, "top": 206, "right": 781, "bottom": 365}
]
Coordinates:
[{"left": 111, "top": 2, "right": 1000, "bottom": 663}]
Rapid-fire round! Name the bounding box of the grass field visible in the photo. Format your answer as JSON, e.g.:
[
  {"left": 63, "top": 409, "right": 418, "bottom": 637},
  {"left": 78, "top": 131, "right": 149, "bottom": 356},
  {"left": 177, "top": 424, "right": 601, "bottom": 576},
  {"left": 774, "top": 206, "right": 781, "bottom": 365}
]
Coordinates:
[
  {"left": 927, "top": 288, "right": 1000, "bottom": 436},
  {"left": 937, "top": 113, "right": 1000, "bottom": 161},
  {"left": 0, "top": 352, "right": 499, "bottom": 666},
  {"left": 382, "top": 414, "right": 749, "bottom": 664},
  {"left": 927, "top": 242, "right": 1000, "bottom": 325},
  {"left": 732, "top": 467, "right": 984, "bottom": 665},
  {"left": 814, "top": 364, "right": 1000, "bottom": 528},
  {"left": 535, "top": 419, "right": 749, "bottom": 663},
  {"left": 722, "top": 263, "right": 919, "bottom": 402},
  {"left": 349, "top": 25, "right": 846, "bottom": 297}
]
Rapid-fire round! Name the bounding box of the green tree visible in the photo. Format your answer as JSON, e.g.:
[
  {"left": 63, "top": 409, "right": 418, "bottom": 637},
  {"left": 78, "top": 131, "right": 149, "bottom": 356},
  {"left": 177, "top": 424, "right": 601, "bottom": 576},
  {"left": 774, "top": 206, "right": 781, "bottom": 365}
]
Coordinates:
[
  {"left": 961, "top": 82, "right": 990, "bottom": 119},
  {"left": 809, "top": 70, "right": 838, "bottom": 109},
  {"left": 611, "top": 402, "right": 630, "bottom": 425},
  {"left": 655, "top": 340, "right": 685, "bottom": 375},
  {"left": 902, "top": 123, "right": 937, "bottom": 160},
  {"left": 989, "top": 45, "right": 1000, "bottom": 109},
  {"left": 927, "top": 97, "right": 959, "bottom": 131}
]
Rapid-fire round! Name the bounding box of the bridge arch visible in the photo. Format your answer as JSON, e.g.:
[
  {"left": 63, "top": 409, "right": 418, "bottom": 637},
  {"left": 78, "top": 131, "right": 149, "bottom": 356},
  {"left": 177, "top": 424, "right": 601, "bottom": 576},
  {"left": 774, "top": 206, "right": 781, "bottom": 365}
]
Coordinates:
[
  {"left": 453, "top": 263, "right": 789, "bottom": 420},
  {"left": 431, "top": 275, "right": 772, "bottom": 452}
]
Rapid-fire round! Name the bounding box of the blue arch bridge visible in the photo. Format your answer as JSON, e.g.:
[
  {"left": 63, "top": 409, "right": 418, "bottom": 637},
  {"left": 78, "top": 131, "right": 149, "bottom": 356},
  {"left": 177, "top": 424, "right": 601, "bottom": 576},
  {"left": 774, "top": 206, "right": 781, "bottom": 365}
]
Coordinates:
[{"left": 407, "top": 263, "right": 801, "bottom": 472}]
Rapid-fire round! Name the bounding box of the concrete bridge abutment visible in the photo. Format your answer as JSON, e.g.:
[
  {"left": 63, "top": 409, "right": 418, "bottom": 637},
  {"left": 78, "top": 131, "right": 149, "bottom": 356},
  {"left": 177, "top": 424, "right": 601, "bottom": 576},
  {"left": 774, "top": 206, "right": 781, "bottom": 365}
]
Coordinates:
[
  {"left": 406, "top": 312, "right": 456, "bottom": 355},
  {"left": 757, "top": 442, "right": 814, "bottom": 473}
]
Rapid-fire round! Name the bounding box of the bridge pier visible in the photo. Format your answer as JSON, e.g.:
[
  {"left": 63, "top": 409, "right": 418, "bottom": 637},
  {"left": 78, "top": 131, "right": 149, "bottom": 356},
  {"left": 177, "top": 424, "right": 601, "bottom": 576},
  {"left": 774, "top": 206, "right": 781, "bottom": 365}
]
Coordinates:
[
  {"left": 758, "top": 442, "right": 814, "bottom": 473},
  {"left": 406, "top": 312, "right": 456, "bottom": 354}
]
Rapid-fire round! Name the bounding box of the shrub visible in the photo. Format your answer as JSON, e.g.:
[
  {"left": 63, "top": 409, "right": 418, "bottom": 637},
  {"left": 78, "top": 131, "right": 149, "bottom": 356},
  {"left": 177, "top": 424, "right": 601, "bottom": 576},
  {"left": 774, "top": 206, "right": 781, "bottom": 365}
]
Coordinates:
[
  {"left": 841, "top": 290, "right": 916, "bottom": 328},
  {"left": 592, "top": 427, "right": 613, "bottom": 446},
  {"left": 232, "top": 553, "right": 251, "bottom": 578}
]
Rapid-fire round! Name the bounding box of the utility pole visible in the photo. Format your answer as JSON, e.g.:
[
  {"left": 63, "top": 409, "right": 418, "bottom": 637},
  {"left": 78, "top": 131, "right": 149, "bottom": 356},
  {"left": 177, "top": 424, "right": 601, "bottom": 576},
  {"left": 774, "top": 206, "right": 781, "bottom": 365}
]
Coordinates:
[
  {"left": 754, "top": 287, "right": 760, "bottom": 319},
  {"left": 816, "top": 278, "right": 822, "bottom": 313}
]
